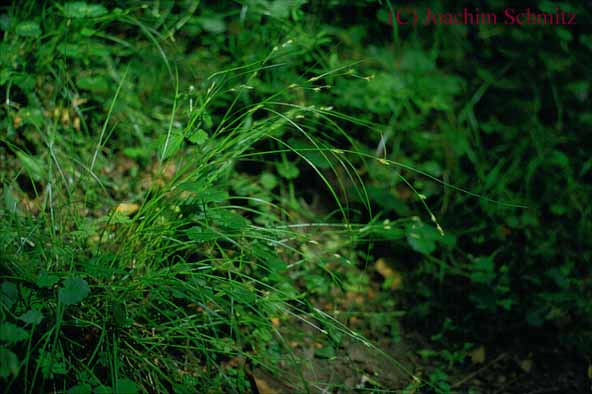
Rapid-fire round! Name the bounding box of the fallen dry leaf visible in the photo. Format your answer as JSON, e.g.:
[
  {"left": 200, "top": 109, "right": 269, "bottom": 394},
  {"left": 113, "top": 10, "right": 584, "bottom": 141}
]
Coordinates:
[
  {"left": 115, "top": 202, "right": 139, "bottom": 215},
  {"left": 253, "top": 374, "right": 280, "bottom": 394},
  {"left": 375, "top": 258, "right": 403, "bottom": 290},
  {"left": 13, "top": 115, "right": 22, "bottom": 129},
  {"left": 470, "top": 346, "right": 486, "bottom": 364},
  {"left": 73, "top": 116, "right": 81, "bottom": 132},
  {"left": 519, "top": 359, "right": 533, "bottom": 373},
  {"left": 72, "top": 96, "right": 88, "bottom": 107}
]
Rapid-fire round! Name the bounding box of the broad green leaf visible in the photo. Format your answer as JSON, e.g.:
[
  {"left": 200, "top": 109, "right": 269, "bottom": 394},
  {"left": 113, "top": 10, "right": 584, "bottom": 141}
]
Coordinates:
[
  {"left": 0, "top": 14, "right": 11, "bottom": 31},
  {"left": 16, "top": 21, "right": 41, "bottom": 38},
  {"left": 36, "top": 271, "right": 60, "bottom": 288},
  {"left": 59, "top": 277, "right": 90, "bottom": 305},
  {"left": 16, "top": 107, "right": 44, "bottom": 128},
  {"left": 18, "top": 309, "right": 44, "bottom": 325},
  {"left": 1, "top": 281, "right": 18, "bottom": 309},
  {"left": 211, "top": 210, "right": 249, "bottom": 231},
  {"left": 260, "top": 172, "right": 278, "bottom": 190},
  {"left": 276, "top": 161, "right": 299, "bottom": 180},
  {"left": 406, "top": 221, "right": 441, "bottom": 255},
  {"left": 77, "top": 75, "right": 109, "bottom": 93},
  {"left": 16, "top": 151, "right": 44, "bottom": 181},
  {"left": 63, "top": 2, "right": 108, "bottom": 18},
  {"left": 160, "top": 130, "right": 184, "bottom": 160},
  {"left": 0, "top": 348, "right": 19, "bottom": 379},
  {"left": 0, "top": 323, "right": 29, "bottom": 343},
  {"left": 185, "top": 226, "right": 222, "bottom": 242},
  {"left": 314, "top": 346, "right": 336, "bottom": 359},
  {"left": 197, "top": 16, "right": 226, "bottom": 34},
  {"left": 470, "top": 257, "right": 496, "bottom": 284},
  {"left": 178, "top": 182, "right": 228, "bottom": 203},
  {"left": 3, "top": 187, "right": 19, "bottom": 213},
  {"left": 58, "top": 43, "right": 83, "bottom": 58},
  {"left": 93, "top": 386, "right": 112, "bottom": 394},
  {"left": 116, "top": 378, "right": 138, "bottom": 394},
  {"left": 68, "top": 383, "right": 92, "bottom": 394},
  {"left": 187, "top": 129, "right": 208, "bottom": 145}
]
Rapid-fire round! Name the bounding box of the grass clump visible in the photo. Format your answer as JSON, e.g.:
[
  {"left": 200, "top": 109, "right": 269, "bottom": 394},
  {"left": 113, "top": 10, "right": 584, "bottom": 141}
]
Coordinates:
[{"left": 2, "top": 1, "right": 591, "bottom": 394}]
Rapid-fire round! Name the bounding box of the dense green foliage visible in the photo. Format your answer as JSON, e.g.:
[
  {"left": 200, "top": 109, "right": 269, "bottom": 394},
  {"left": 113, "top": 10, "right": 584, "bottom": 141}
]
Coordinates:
[{"left": 1, "top": 1, "right": 590, "bottom": 393}]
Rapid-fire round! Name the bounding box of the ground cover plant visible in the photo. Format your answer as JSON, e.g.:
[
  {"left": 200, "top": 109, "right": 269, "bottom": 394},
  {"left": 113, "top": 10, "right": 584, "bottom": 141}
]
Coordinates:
[{"left": 1, "top": 1, "right": 591, "bottom": 393}]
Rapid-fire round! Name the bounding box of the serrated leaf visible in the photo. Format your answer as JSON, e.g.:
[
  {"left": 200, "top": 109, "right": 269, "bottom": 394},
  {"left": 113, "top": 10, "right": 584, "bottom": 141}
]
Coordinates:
[
  {"left": 59, "top": 277, "right": 90, "bottom": 305},
  {"left": 211, "top": 210, "right": 249, "bottom": 231},
  {"left": 0, "top": 323, "right": 29, "bottom": 343},
  {"left": 38, "top": 351, "right": 67, "bottom": 378},
  {"left": 16, "top": 21, "right": 41, "bottom": 38},
  {"left": 63, "top": 2, "right": 108, "bottom": 18},
  {"left": 0, "top": 348, "right": 19, "bottom": 379},
  {"left": 18, "top": 309, "right": 44, "bottom": 325},
  {"left": 188, "top": 129, "right": 208, "bottom": 145}
]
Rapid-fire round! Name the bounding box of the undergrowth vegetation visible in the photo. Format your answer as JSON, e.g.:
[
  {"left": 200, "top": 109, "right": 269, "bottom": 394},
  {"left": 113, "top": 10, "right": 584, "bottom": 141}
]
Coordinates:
[{"left": 1, "top": 1, "right": 591, "bottom": 393}]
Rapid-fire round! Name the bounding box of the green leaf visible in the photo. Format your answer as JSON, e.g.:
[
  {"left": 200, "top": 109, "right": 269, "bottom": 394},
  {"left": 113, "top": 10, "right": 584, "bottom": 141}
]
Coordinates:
[
  {"left": 93, "top": 386, "right": 112, "bottom": 394},
  {"left": 160, "top": 130, "right": 184, "bottom": 160},
  {"left": 36, "top": 271, "right": 60, "bottom": 288},
  {"left": 78, "top": 75, "right": 109, "bottom": 93},
  {"left": 0, "top": 14, "right": 12, "bottom": 31},
  {"left": 59, "top": 277, "right": 90, "bottom": 306},
  {"left": 16, "top": 151, "right": 44, "bottom": 181},
  {"left": 260, "top": 172, "right": 278, "bottom": 190},
  {"left": 469, "top": 257, "right": 496, "bottom": 284},
  {"left": 15, "top": 21, "right": 41, "bottom": 38},
  {"left": 38, "top": 351, "right": 67, "bottom": 378},
  {"left": 314, "top": 346, "right": 336, "bottom": 359},
  {"left": 68, "top": 383, "right": 92, "bottom": 394},
  {"left": 0, "top": 323, "right": 29, "bottom": 343},
  {"left": 16, "top": 107, "right": 45, "bottom": 129},
  {"left": 276, "top": 161, "right": 299, "bottom": 180},
  {"left": 58, "top": 43, "right": 83, "bottom": 58},
  {"left": 197, "top": 16, "right": 226, "bottom": 34},
  {"left": 185, "top": 226, "right": 222, "bottom": 242},
  {"left": 211, "top": 210, "right": 249, "bottom": 231},
  {"left": 116, "top": 378, "right": 138, "bottom": 394},
  {"left": 406, "top": 221, "right": 441, "bottom": 255},
  {"left": 178, "top": 182, "right": 228, "bottom": 204},
  {"left": 63, "top": 2, "right": 108, "bottom": 18},
  {"left": 187, "top": 129, "right": 208, "bottom": 145},
  {"left": 0, "top": 348, "right": 19, "bottom": 379},
  {"left": 202, "top": 113, "right": 213, "bottom": 129},
  {"left": 18, "top": 309, "right": 44, "bottom": 325},
  {"left": 1, "top": 281, "right": 18, "bottom": 309}
]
